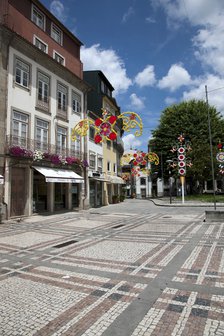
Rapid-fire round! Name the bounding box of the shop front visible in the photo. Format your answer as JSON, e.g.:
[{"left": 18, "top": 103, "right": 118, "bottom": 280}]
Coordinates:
[
  {"left": 89, "top": 178, "right": 104, "bottom": 208},
  {"left": 33, "top": 166, "right": 84, "bottom": 213}
]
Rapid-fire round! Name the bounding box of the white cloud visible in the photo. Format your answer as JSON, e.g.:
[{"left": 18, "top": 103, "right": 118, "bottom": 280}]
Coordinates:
[
  {"left": 122, "top": 7, "right": 135, "bottom": 23},
  {"left": 152, "top": 0, "right": 224, "bottom": 76},
  {"left": 145, "top": 17, "right": 156, "bottom": 24},
  {"left": 158, "top": 63, "right": 192, "bottom": 92},
  {"left": 165, "top": 97, "right": 177, "bottom": 105},
  {"left": 122, "top": 134, "right": 142, "bottom": 151},
  {"left": 50, "top": 0, "right": 67, "bottom": 23},
  {"left": 81, "top": 44, "right": 132, "bottom": 95},
  {"left": 134, "top": 65, "right": 156, "bottom": 88},
  {"left": 130, "top": 93, "right": 145, "bottom": 109},
  {"left": 182, "top": 74, "right": 224, "bottom": 114}
]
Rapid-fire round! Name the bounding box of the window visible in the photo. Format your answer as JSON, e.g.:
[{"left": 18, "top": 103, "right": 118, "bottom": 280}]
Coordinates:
[
  {"left": 57, "top": 83, "right": 67, "bottom": 117},
  {"left": 51, "top": 23, "right": 63, "bottom": 45},
  {"left": 71, "top": 134, "right": 81, "bottom": 156},
  {"left": 107, "top": 140, "right": 111, "bottom": 149},
  {"left": 98, "top": 157, "right": 103, "bottom": 173},
  {"left": 37, "top": 72, "right": 50, "bottom": 109},
  {"left": 89, "top": 126, "right": 95, "bottom": 141},
  {"left": 35, "top": 119, "right": 49, "bottom": 151},
  {"left": 34, "top": 36, "right": 48, "bottom": 53},
  {"left": 107, "top": 161, "right": 111, "bottom": 172},
  {"left": 140, "top": 178, "right": 146, "bottom": 185},
  {"left": 89, "top": 152, "right": 96, "bottom": 169},
  {"left": 57, "top": 126, "right": 67, "bottom": 153},
  {"left": 15, "top": 58, "right": 30, "bottom": 88},
  {"left": 72, "top": 91, "right": 81, "bottom": 114},
  {"left": 101, "top": 80, "right": 105, "bottom": 93},
  {"left": 113, "top": 163, "right": 117, "bottom": 174},
  {"left": 53, "top": 51, "right": 65, "bottom": 65},
  {"left": 12, "top": 111, "right": 29, "bottom": 146},
  {"left": 31, "top": 5, "right": 45, "bottom": 30}
]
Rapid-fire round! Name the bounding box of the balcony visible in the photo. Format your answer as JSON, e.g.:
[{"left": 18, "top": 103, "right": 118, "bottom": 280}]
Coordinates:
[{"left": 6, "top": 135, "right": 83, "bottom": 160}]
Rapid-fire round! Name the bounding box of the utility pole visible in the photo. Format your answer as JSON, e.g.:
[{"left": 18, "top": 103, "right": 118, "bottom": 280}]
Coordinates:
[{"left": 205, "top": 85, "right": 216, "bottom": 210}]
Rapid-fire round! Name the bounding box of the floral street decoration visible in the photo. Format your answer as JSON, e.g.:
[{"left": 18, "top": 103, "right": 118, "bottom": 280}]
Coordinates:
[
  {"left": 132, "top": 151, "right": 147, "bottom": 166},
  {"left": 71, "top": 109, "right": 143, "bottom": 144},
  {"left": 169, "top": 134, "right": 192, "bottom": 176},
  {"left": 8, "top": 145, "right": 89, "bottom": 168},
  {"left": 216, "top": 141, "right": 224, "bottom": 174},
  {"left": 122, "top": 173, "right": 130, "bottom": 182},
  {"left": 120, "top": 151, "right": 159, "bottom": 167}
]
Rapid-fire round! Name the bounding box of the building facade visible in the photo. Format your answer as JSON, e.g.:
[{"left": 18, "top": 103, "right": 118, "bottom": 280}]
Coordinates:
[
  {"left": 83, "top": 71, "right": 125, "bottom": 207},
  {"left": 0, "top": 0, "right": 90, "bottom": 219}
]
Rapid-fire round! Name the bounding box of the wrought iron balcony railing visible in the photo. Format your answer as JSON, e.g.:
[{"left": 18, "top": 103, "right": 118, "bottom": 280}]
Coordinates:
[{"left": 5, "top": 135, "right": 83, "bottom": 159}]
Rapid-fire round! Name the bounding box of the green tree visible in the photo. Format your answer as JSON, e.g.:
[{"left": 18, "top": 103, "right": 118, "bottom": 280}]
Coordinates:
[{"left": 149, "top": 99, "right": 224, "bottom": 193}]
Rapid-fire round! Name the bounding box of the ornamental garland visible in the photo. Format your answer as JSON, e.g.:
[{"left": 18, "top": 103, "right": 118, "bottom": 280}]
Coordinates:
[
  {"left": 71, "top": 109, "right": 143, "bottom": 144},
  {"left": 120, "top": 150, "right": 159, "bottom": 167}
]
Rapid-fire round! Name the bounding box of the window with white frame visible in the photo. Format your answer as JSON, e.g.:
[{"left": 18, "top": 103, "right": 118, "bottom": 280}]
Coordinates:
[
  {"left": 72, "top": 91, "right": 81, "bottom": 114},
  {"left": 98, "top": 156, "right": 103, "bottom": 173},
  {"left": 57, "top": 126, "right": 67, "bottom": 153},
  {"left": 107, "top": 161, "right": 111, "bottom": 172},
  {"left": 37, "top": 71, "right": 50, "bottom": 108},
  {"left": 31, "top": 5, "right": 45, "bottom": 30},
  {"left": 71, "top": 134, "right": 81, "bottom": 156},
  {"left": 15, "top": 58, "right": 30, "bottom": 88},
  {"left": 57, "top": 83, "right": 67, "bottom": 115},
  {"left": 12, "top": 111, "right": 29, "bottom": 146},
  {"left": 53, "top": 51, "right": 65, "bottom": 65},
  {"left": 35, "top": 118, "right": 49, "bottom": 151},
  {"left": 51, "top": 23, "right": 63, "bottom": 45},
  {"left": 89, "top": 152, "right": 96, "bottom": 169},
  {"left": 89, "top": 125, "right": 95, "bottom": 141},
  {"left": 34, "top": 36, "right": 48, "bottom": 53}
]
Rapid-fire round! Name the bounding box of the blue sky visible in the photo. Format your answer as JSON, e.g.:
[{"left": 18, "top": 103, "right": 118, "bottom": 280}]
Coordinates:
[{"left": 41, "top": 0, "right": 224, "bottom": 152}]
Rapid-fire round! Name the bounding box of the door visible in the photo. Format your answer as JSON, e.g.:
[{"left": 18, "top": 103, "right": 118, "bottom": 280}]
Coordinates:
[{"left": 11, "top": 167, "right": 27, "bottom": 217}]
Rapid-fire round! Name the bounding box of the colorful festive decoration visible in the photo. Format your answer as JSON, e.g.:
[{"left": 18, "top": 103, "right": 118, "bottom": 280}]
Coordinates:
[
  {"left": 122, "top": 173, "right": 130, "bottom": 181},
  {"left": 169, "top": 134, "right": 192, "bottom": 176},
  {"left": 120, "top": 151, "right": 159, "bottom": 167},
  {"left": 132, "top": 151, "right": 147, "bottom": 166},
  {"left": 71, "top": 109, "right": 143, "bottom": 144},
  {"left": 216, "top": 141, "right": 224, "bottom": 174},
  {"left": 146, "top": 152, "right": 159, "bottom": 166},
  {"left": 131, "top": 166, "right": 141, "bottom": 177}
]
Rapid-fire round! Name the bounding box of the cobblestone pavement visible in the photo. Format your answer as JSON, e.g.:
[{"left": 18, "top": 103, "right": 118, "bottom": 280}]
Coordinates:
[{"left": 0, "top": 199, "right": 223, "bottom": 336}]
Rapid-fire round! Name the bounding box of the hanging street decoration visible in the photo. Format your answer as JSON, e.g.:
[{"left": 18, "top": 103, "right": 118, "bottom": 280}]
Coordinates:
[
  {"left": 120, "top": 150, "right": 159, "bottom": 179},
  {"left": 216, "top": 141, "right": 224, "bottom": 174},
  {"left": 71, "top": 109, "right": 143, "bottom": 144}
]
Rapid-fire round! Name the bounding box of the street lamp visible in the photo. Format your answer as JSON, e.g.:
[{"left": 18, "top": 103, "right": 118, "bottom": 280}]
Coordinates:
[{"left": 166, "top": 160, "right": 173, "bottom": 204}]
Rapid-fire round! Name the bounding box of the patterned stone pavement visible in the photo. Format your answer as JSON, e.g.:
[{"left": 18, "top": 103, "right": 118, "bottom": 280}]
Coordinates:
[{"left": 0, "top": 200, "right": 223, "bottom": 335}]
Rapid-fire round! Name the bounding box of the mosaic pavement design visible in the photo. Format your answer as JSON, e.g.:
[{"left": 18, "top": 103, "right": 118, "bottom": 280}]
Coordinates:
[{"left": 0, "top": 206, "right": 224, "bottom": 335}]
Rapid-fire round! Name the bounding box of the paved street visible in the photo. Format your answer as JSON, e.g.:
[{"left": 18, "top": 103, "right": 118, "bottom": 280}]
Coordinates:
[{"left": 0, "top": 199, "right": 223, "bottom": 336}]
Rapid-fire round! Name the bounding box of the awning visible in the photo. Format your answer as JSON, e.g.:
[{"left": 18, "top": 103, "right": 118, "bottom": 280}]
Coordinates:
[
  {"left": 89, "top": 177, "right": 110, "bottom": 182},
  {"left": 33, "top": 166, "right": 84, "bottom": 183},
  {"left": 107, "top": 175, "right": 126, "bottom": 184}
]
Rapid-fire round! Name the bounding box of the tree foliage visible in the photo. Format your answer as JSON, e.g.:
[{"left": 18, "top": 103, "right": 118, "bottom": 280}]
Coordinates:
[{"left": 149, "top": 100, "right": 224, "bottom": 190}]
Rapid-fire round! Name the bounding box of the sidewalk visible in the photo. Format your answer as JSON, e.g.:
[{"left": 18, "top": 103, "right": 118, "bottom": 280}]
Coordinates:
[{"left": 150, "top": 197, "right": 223, "bottom": 207}]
